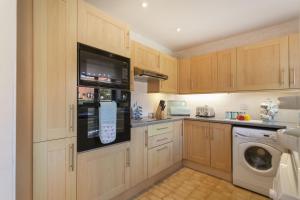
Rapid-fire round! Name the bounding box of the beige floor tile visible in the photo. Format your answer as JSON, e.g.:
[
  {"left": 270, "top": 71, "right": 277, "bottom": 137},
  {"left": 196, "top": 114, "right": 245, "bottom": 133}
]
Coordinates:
[{"left": 136, "top": 168, "right": 270, "bottom": 200}]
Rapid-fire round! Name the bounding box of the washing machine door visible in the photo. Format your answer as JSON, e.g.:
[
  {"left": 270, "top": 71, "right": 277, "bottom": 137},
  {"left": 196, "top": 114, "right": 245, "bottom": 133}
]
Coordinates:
[{"left": 239, "top": 142, "right": 282, "bottom": 177}]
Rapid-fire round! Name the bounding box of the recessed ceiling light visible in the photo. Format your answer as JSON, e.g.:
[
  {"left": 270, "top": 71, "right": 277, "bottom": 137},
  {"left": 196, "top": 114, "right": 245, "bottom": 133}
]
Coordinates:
[
  {"left": 142, "top": 2, "right": 148, "bottom": 8},
  {"left": 176, "top": 28, "right": 181, "bottom": 32}
]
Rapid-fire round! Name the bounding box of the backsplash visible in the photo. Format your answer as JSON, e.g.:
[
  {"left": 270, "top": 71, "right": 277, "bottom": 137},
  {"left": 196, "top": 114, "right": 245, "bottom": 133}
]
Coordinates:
[{"left": 131, "top": 81, "right": 300, "bottom": 123}]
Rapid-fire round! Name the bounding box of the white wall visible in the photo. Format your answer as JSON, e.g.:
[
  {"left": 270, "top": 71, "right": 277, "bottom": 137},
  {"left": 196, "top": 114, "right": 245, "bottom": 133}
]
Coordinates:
[
  {"left": 0, "top": 0, "right": 16, "bottom": 199},
  {"left": 131, "top": 81, "right": 300, "bottom": 124}
]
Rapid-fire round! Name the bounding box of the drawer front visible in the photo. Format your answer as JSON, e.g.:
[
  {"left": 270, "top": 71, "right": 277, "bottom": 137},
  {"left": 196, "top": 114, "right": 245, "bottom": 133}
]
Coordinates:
[
  {"left": 148, "top": 132, "right": 173, "bottom": 149},
  {"left": 148, "top": 122, "right": 173, "bottom": 137},
  {"left": 148, "top": 142, "right": 173, "bottom": 177}
]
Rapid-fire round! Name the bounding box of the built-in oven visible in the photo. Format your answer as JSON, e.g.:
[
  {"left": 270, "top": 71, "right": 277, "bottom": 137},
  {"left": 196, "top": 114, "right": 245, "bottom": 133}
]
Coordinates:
[
  {"left": 78, "top": 43, "right": 130, "bottom": 89},
  {"left": 77, "top": 86, "right": 131, "bottom": 152},
  {"left": 77, "top": 43, "right": 131, "bottom": 152}
]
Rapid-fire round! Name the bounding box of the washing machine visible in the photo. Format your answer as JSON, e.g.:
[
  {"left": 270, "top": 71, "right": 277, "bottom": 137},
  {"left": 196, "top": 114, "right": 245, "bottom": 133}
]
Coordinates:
[{"left": 233, "top": 127, "right": 285, "bottom": 197}]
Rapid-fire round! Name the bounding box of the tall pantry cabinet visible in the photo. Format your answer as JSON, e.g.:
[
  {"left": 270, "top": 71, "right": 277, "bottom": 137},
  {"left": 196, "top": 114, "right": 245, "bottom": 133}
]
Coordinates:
[{"left": 33, "top": 0, "right": 77, "bottom": 199}]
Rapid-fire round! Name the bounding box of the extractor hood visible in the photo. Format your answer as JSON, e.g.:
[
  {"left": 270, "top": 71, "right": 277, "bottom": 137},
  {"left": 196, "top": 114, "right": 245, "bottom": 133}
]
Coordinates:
[{"left": 134, "top": 67, "right": 168, "bottom": 81}]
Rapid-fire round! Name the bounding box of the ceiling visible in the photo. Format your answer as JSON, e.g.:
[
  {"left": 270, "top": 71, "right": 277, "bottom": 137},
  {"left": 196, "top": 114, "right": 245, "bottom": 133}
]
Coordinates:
[{"left": 87, "top": 0, "right": 300, "bottom": 51}]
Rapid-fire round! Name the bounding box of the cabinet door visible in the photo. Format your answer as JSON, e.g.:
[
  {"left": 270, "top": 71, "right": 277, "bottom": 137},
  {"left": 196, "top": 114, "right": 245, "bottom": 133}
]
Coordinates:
[
  {"left": 130, "top": 127, "right": 148, "bottom": 187},
  {"left": 131, "top": 41, "right": 160, "bottom": 72},
  {"left": 190, "top": 53, "right": 217, "bottom": 93},
  {"left": 78, "top": 0, "right": 130, "bottom": 58},
  {"left": 210, "top": 123, "right": 232, "bottom": 173},
  {"left": 289, "top": 33, "right": 300, "bottom": 88},
  {"left": 148, "top": 142, "right": 173, "bottom": 177},
  {"left": 33, "top": 0, "right": 77, "bottom": 142},
  {"left": 178, "top": 58, "right": 191, "bottom": 94},
  {"left": 186, "top": 121, "right": 211, "bottom": 166},
  {"left": 160, "top": 53, "right": 178, "bottom": 93},
  {"left": 33, "top": 137, "right": 77, "bottom": 200},
  {"left": 237, "top": 37, "right": 289, "bottom": 90},
  {"left": 77, "top": 143, "right": 130, "bottom": 200},
  {"left": 217, "top": 49, "right": 237, "bottom": 92},
  {"left": 173, "top": 121, "right": 183, "bottom": 163}
]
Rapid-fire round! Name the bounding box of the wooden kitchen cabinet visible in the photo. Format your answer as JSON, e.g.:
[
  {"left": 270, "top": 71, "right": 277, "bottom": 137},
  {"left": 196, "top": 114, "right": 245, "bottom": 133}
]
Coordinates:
[
  {"left": 178, "top": 58, "right": 191, "bottom": 94},
  {"left": 173, "top": 121, "right": 183, "bottom": 163},
  {"left": 210, "top": 123, "right": 232, "bottom": 173},
  {"left": 148, "top": 53, "right": 178, "bottom": 93},
  {"left": 131, "top": 41, "right": 160, "bottom": 72},
  {"left": 237, "top": 36, "right": 289, "bottom": 90},
  {"left": 33, "top": 137, "right": 76, "bottom": 200},
  {"left": 78, "top": 0, "right": 130, "bottom": 58},
  {"left": 77, "top": 143, "right": 130, "bottom": 200},
  {"left": 160, "top": 53, "right": 178, "bottom": 93},
  {"left": 184, "top": 121, "right": 210, "bottom": 166},
  {"left": 289, "top": 33, "right": 300, "bottom": 88},
  {"left": 148, "top": 142, "right": 174, "bottom": 177},
  {"left": 190, "top": 53, "right": 217, "bottom": 93},
  {"left": 183, "top": 120, "right": 232, "bottom": 180},
  {"left": 130, "top": 127, "right": 148, "bottom": 187},
  {"left": 33, "top": 0, "right": 77, "bottom": 142},
  {"left": 217, "top": 49, "right": 237, "bottom": 92}
]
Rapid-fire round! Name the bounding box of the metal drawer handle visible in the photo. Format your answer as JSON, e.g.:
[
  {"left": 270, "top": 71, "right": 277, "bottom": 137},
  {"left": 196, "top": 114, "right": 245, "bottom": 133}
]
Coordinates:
[
  {"left": 69, "top": 143, "right": 74, "bottom": 171},
  {"left": 290, "top": 68, "right": 295, "bottom": 86},
  {"left": 157, "top": 127, "right": 168, "bottom": 131},
  {"left": 156, "top": 146, "right": 168, "bottom": 152},
  {"left": 157, "top": 137, "right": 169, "bottom": 142},
  {"left": 126, "top": 148, "right": 130, "bottom": 167},
  {"left": 145, "top": 130, "right": 148, "bottom": 147},
  {"left": 69, "top": 104, "right": 75, "bottom": 132}
]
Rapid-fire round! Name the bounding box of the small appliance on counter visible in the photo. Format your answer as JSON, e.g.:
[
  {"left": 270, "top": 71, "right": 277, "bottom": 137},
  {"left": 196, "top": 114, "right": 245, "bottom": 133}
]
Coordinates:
[
  {"left": 167, "top": 100, "right": 191, "bottom": 116},
  {"left": 155, "top": 100, "right": 167, "bottom": 120},
  {"left": 196, "top": 105, "right": 215, "bottom": 118}
]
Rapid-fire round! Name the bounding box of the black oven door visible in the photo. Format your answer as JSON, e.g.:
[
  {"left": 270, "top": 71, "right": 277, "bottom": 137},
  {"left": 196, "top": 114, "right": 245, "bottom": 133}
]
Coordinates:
[{"left": 77, "top": 86, "right": 131, "bottom": 152}]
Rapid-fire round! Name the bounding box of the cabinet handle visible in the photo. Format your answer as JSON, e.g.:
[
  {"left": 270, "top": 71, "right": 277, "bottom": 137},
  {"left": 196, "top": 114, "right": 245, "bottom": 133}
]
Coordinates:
[
  {"left": 69, "top": 104, "right": 75, "bottom": 132},
  {"left": 126, "top": 148, "right": 130, "bottom": 167},
  {"left": 290, "top": 68, "right": 296, "bottom": 86},
  {"left": 125, "top": 31, "right": 130, "bottom": 49},
  {"left": 157, "top": 127, "right": 168, "bottom": 131},
  {"left": 156, "top": 146, "right": 168, "bottom": 152},
  {"left": 280, "top": 69, "right": 285, "bottom": 86},
  {"left": 145, "top": 130, "right": 148, "bottom": 147},
  {"left": 156, "top": 137, "right": 169, "bottom": 142},
  {"left": 69, "top": 143, "right": 74, "bottom": 171}
]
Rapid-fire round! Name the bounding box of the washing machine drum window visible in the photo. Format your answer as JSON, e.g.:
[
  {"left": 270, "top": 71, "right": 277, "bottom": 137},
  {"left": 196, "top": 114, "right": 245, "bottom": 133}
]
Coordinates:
[
  {"left": 244, "top": 146, "right": 272, "bottom": 170},
  {"left": 239, "top": 142, "right": 281, "bottom": 177}
]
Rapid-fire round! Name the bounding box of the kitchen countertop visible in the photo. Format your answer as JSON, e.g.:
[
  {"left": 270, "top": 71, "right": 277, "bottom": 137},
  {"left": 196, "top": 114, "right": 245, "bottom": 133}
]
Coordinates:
[{"left": 131, "top": 116, "right": 298, "bottom": 129}]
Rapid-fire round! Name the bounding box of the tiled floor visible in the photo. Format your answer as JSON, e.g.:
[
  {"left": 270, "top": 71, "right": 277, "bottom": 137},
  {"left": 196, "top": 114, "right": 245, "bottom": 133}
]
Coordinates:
[{"left": 135, "top": 168, "right": 269, "bottom": 200}]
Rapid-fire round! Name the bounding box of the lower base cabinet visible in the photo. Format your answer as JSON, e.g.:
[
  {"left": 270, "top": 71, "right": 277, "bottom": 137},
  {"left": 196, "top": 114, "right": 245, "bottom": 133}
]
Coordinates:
[
  {"left": 183, "top": 120, "right": 232, "bottom": 180},
  {"left": 173, "top": 121, "right": 183, "bottom": 163},
  {"left": 148, "top": 142, "right": 173, "bottom": 177},
  {"left": 77, "top": 142, "right": 130, "bottom": 200},
  {"left": 130, "top": 127, "right": 148, "bottom": 187},
  {"left": 33, "top": 137, "right": 77, "bottom": 200}
]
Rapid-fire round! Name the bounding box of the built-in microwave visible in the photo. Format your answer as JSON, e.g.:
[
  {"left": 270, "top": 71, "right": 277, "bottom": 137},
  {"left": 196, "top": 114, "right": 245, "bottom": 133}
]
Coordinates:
[{"left": 78, "top": 43, "right": 130, "bottom": 89}]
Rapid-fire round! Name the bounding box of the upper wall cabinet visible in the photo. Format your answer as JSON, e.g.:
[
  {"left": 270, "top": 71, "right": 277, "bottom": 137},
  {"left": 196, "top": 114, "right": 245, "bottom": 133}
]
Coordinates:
[
  {"left": 216, "top": 49, "right": 237, "bottom": 92},
  {"left": 178, "top": 58, "right": 191, "bottom": 94},
  {"left": 289, "top": 33, "right": 300, "bottom": 89},
  {"left": 236, "top": 36, "right": 289, "bottom": 91},
  {"left": 160, "top": 53, "right": 178, "bottom": 93},
  {"left": 190, "top": 53, "right": 217, "bottom": 93},
  {"left": 148, "top": 53, "right": 178, "bottom": 93},
  {"left": 131, "top": 41, "right": 160, "bottom": 72},
  {"left": 33, "top": 0, "right": 77, "bottom": 142},
  {"left": 78, "top": 0, "right": 130, "bottom": 58}
]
